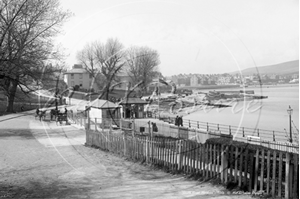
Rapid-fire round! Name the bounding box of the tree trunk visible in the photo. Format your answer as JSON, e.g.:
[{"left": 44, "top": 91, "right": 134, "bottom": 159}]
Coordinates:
[{"left": 6, "top": 79, "right": 18, "bottom": 113}]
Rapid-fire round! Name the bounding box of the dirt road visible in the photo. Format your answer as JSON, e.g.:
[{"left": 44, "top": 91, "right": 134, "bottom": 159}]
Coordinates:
[{"left": 0, "top": 112, "right": 252, "bottom": 198}]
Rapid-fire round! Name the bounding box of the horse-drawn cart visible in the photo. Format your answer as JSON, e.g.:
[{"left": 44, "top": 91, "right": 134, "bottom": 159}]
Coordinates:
[{"left": 56, "top": 113, "right": 68, "bottom": 125}]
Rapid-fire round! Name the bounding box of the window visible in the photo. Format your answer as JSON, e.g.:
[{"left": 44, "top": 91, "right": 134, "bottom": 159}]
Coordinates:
[
  {"left": 71, "top": 74, "right": 74, "bottom": 79},
  {"left": 79, "top": 74, "right": 83, "bottom": 79},
  {"left": 71, "top": 81, "right": 75, "bottom": 86}
]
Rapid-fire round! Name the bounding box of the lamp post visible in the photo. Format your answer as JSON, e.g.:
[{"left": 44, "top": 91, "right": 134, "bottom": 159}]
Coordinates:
[{"left": 287, "top": 105, "right": 293, "bottom": 143}]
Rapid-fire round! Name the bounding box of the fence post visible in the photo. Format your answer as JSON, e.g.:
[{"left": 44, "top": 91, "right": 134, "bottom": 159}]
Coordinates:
[
  {"left": 285, "top": 153, "right": 290, "bottom": 199},
  {"left": 132, "top": 120, "right": 135, "bottom": 137},
  {"left": 123, "top": 134, "right": 126, "bottom": 156},
  {"left": 120, "top": 118, "right": 122, "bottom": 133},
  {"left": 221, "top": 145, "right": 228, "bottom": 183},
  {"left": 178, "top": 140, "right": 183, "bottom": 171},
  {"left": 95, "top": 118, "right": 97, "bottom": 131},
  {"left": 146, "top": 137, "right": 149, "bottom": 163},
  {"left": 109, "top": 118, "right": 112, "bottom": 134}
]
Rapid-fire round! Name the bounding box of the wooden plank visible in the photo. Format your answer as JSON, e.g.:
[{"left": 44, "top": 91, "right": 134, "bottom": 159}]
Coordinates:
[
  {"left": 171, "top": 140, "right": 175, "bottom": 170},
  {"left": 234, "top": 146, "right": 238, "bottom": 182},
  {"left": 210, "top": 144, "right": 213, "bottom": 178},
  {"left": 224, "top": 146, "right": 228, "bottom": 184},
  {"left": 188, "top": 141, "right": 192, "bottom": 173},
  {"left": 199, "top": 143, "right": 203, "bottom": 175},
  {"left": 193, "top": 142, "right": 196, "bottom": 173},
  {"left": 278, "top": 152, "right": 283, "bottom": 198},
  {"left": 272, "top": 151, "right": 276, "bottom": 197},
  {"left": 249, "top": 150, "right": 255, "bottom": 193},
  {"left": 187, "top": 141, "right": 190, "bottom": 173},
  {"left": 205, "top": 144, "right": 209, "bottom": 179},
  {"left": 254, "top": 150, "right": 259, "bottom": 192},
  {"left": 244, "top": 149, "right": 248, "bottom": 188},
  {"left": 213, "top": 144, "right": 217, "bottom": 177},
  {"left": 196, "top": 143, "right": 199, "bottom": 174},
  {"left": 175, "top": 140, "right": 179, "bottom": 171},
  {"left": 238, "top": 147, "right": 243, "bottom": 187},
  {"left": 166, "top": 139, "right": 169, "bottom": 168},
  {"left": 285, "top": 153, "right": 290, "bottom": 199},
  {"left": 191, "top": 141, "right": 194, "bottom": 173},
  {"left": 217, "top": 144, "right": 221, "bottom": 178},
  {"left": 162, "top": 139, "right": 165, "bottom": 167},
  {"left": 220, "top": 145, "right": 224, "bottom": 182},
  {"left": 229, "top": 146, "right": 233, "bottom": 181},
  {"left": 178, "top": 140, "right": 182, "bottom": 171},
  {"left": 260, "top": 149, "right": 265, "bottom": 191},
  {"left": 293, "top": 154, "right": 298, "bottom": 198}
]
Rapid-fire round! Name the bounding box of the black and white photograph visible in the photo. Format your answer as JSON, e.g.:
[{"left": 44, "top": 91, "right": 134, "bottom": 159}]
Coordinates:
[{"left": 0, "top": 0, "right": 298, "bottom": 198}]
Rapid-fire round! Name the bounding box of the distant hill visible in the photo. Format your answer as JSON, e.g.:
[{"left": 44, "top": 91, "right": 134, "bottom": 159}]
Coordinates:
[{"left": 231, "top": 60, "right": 299, "bottom": 75}]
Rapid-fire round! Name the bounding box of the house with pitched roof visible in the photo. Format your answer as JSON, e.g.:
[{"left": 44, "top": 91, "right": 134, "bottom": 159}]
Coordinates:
[{"left": 64, "top": 64, "right": 99, "bottom": 91}]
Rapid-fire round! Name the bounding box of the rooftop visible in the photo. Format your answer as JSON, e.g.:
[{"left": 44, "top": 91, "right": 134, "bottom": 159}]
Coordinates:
[
  {"left": 64, "top": 68, "right": 89, "bottom": 74},
  {"left": 90, "top": 99, "right": 120, "bottom": 109},
  {"left": 119, "top": 97, "right": 148, "bottom": 105}
]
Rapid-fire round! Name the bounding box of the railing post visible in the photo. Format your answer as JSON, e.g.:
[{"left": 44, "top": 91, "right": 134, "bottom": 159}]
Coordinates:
[
  {"left": 243, "top": 127, "right": 245, "bottom": 137},
  {"left": 229, "top": 125, "right": 231, "bottom": 135},
  {"left": 217, "top": 124, "right": 219, "bottom": 131},
  {"left": 257, "top": 129, "right": 259, "bottom": 137},
  {"left": 273, "top": 131, "right": 275, "bottom": 141},
  {"left": 189, "top": 120, "right": 191, "bottom": 128},
  {"left": 207, "top": 122, "right": 209, "bottom": 131},
  {"left": 197, "top": 121, "right": 199, "bottom": 129}
]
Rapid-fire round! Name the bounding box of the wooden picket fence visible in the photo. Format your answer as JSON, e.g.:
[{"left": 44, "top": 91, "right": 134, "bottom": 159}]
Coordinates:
[{"left": 86, "top": 130, "right": 299, "bottom": 198}]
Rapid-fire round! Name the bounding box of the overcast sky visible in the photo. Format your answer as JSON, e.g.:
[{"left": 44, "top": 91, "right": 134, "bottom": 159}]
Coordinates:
[{"left": 57, "top": 0, "right": 299, "bottom": 76}]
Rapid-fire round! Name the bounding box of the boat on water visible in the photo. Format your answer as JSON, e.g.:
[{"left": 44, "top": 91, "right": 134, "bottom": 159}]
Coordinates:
[{"left": 240, "top": 83, "right": 249, "bottom": 88}]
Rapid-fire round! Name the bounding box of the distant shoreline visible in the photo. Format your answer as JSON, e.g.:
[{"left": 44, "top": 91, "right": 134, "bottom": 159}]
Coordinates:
[{"left": 180, "top": 83, "right": 299, "bottom": 91}]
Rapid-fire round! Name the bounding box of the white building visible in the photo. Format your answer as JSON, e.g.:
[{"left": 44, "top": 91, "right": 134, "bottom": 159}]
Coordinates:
[{"left": 64, "top": 64, "right": 99, "bottom": 91}]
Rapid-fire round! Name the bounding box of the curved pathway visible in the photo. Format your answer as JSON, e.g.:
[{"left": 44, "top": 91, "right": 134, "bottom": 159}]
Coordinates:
[{"left": 0, "top": 112, "right": 252, "bottom": 198}]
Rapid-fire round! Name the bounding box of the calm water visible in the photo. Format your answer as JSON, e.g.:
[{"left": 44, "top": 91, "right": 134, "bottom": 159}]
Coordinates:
[{"left": 183, "top": 84, "right": 299, "bottom": 142}]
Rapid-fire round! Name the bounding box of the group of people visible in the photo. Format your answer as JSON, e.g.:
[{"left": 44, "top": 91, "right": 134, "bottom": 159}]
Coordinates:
[{"left": 175, "top": 115, "right": 183, "bottom": 127}]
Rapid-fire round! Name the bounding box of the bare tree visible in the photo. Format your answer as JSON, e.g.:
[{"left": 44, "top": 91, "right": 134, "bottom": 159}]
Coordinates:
[
  {"left": 126, "top": 46, "right": 160, "bottom": 93},
  {"left": 76, "top": 42, "right": 98, "bottom": 77},
  {"left": 94, "top": 38, "right": 126, "bottom": 85},
  {"left": 77, "top": 38, "right": 126, "bottom": 91},
  {"left": 0, "top": 0, "right": 71, "bottom": 112}
]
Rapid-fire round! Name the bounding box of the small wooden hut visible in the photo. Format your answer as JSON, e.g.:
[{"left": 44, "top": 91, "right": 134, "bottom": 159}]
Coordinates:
[{"left": 119, "top": 98, "right": 148, "bottom": 119}]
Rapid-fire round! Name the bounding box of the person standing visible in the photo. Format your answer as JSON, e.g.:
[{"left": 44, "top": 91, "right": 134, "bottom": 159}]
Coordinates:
[
  {"left": 178, "top": 116, "right": 183, "bottom": 127},
  {"left": 175, "top": 115, "right": 179, "bottom": 126}
]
